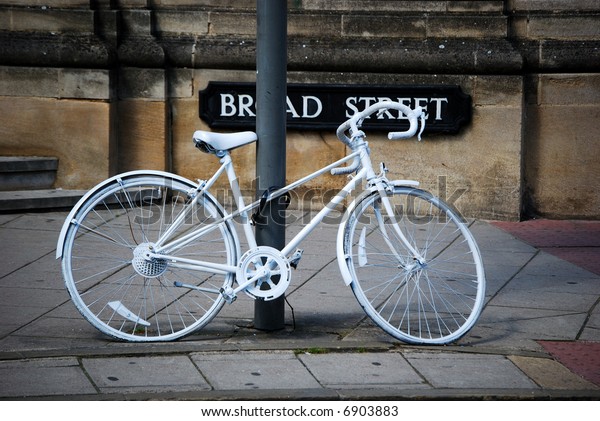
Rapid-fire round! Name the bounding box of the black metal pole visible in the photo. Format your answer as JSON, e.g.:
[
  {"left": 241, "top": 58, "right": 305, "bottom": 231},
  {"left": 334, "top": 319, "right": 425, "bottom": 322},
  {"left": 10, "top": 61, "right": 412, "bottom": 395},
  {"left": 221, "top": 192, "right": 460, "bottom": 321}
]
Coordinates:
[{"left": 254, "top": 0, "right": 287, "bottom": 330}]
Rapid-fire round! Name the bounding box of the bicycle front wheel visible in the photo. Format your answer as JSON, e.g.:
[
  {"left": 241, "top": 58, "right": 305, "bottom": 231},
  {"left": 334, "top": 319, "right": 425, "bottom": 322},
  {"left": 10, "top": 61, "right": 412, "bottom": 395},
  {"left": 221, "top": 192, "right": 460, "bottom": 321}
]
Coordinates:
[
  {"left": 341, "top": 187, "right": 485, "bottom": 344},
  {"left": 61, "top": 173, "right": 238, "bottom": 341}
]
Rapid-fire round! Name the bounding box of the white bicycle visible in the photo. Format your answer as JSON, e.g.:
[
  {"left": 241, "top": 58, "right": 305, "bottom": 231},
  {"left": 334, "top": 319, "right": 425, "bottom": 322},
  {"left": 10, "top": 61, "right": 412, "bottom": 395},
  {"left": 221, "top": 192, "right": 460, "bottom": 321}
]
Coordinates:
[{"left": 56, "top": 100, "right": 485, "bottom": 344}]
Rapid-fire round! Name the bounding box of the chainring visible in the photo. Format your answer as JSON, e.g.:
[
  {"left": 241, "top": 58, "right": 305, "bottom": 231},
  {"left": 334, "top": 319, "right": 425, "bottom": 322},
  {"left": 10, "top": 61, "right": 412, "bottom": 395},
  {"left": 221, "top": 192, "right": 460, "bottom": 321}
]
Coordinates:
[{"left": 236, "top": 246, "right": 291, "bottom": 301}]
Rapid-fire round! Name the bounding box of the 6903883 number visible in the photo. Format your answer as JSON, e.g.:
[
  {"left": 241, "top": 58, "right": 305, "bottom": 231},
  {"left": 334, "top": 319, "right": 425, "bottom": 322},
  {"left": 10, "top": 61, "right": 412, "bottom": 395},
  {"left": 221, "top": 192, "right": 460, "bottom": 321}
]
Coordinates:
[{"left": 343, "top": 406, "right": 399, "bottom": 417}]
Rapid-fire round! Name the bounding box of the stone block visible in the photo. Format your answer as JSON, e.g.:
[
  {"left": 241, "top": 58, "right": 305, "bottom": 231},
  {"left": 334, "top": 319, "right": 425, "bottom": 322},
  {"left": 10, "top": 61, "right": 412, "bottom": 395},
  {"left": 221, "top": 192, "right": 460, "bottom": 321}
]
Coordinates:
[
  {"left": 118, "top": 68, "right": 166, "bottom": 100},
  {"left": 427, "top": 16, "right": 507, "bottom": 38},
  {"left": 524, "top": 73, "right": 600, "bottom": 218},
  {"left": 0, "top": 358, "right": 96, "bottom": 398},
  {"left": 447, "top": 1, "right": 504, "bottom": 13},
  {"left": 208, "top": 12, "right": 256, "bottom": 36},
  {"left": 524, "top": 103, "right": 600, "bottom": 219},
  {"left": 342, "top": 15, "right": 426, "bottom": 38},
  {"left": 527, "top": 16, "right": 600, "bottom": 40},
  {"left": 59, "top": 69, "right": 111, "bottom": 100},
  {"left": 169, "top": 68, "right": 194, "bottom": 99},
  {"left": 154, "top": 10, "right": 209, "bottom": 35},
  {"left": 285, "top": 131, "right": 346, "bottom": 194},
  {"left": 289, "top": 13, "right": 341, "bottom": 37},
  {"left": 117, "top": 99, "right": 169, "bottom": 172},
  {"left": 156, "top": 0, "right": 255, "bottom": 7},
  {"left": 0, "top": 97, "right": 114, "bottom": 189},
  {"left": 538, "top": 74, "right": 600, "bottom": 105},
  {"left": 0, "top": 67, "right": 59, "bottom": 98},
  {"left": 6, "top": 8, "right": 94, "bottom": 33},
  {"left": 474, "top": 75, "right": 523, "bottom": 106}
]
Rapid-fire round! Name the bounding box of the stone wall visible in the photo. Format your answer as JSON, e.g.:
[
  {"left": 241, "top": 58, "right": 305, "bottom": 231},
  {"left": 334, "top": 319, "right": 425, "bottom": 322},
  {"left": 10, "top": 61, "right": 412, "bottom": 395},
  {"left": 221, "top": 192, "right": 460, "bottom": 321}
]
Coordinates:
[{"left": 0, "top": 0, "right": 598, "bottom": 220}]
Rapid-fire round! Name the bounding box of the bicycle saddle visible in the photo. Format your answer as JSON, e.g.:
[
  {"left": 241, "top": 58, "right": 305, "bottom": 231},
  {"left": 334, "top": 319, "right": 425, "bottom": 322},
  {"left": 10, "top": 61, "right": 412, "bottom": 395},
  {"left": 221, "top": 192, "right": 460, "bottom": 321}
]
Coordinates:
[{"left": 193, "top": 130, "right": 257, "bottom": 154}]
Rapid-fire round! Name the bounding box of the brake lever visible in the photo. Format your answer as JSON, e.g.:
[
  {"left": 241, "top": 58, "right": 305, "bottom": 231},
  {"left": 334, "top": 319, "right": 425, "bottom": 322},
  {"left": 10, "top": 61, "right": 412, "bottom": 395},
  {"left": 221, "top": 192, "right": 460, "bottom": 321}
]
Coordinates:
[{"left": 417, "top": 112, "right": 426, "bottom": 141}]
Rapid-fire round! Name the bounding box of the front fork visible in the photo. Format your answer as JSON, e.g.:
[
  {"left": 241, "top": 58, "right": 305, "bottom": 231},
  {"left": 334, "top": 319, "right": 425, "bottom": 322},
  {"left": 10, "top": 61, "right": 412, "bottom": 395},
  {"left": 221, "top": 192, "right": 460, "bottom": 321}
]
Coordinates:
[
  {"left": 337, "top": 166, "right": 425, "bottom": 286},
  {"left": 366, "top": 164, "right": 426, "bottom": 265},
  {"left": 373, "top": 184, "right": 426, "bottom": 265}
]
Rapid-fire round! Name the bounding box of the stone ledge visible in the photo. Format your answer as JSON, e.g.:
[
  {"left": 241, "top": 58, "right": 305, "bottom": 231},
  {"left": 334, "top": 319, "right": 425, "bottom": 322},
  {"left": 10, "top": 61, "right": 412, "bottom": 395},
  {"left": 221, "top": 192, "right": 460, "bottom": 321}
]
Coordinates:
[
  {"left": 160, "top": 36, "right": 523, "bottom": 74},
  {"left": 2, "top": 32, "right": 594, "bottom": 74},
  {"left": 0, "top": 189, "right": 86, "bottom": 212},
  {"left": 0, "top": 32, "right": 114, "bottom": 68},
  {"left": 0, "top": 157, "right": 58, "bottom": 191},
  {"left": 301, "top": 1, "right": 504, "bottom": 13},
  {"left": 517, "top": 40, "right": 600, "bottom": 72},
  {"left": 0, "top": 156, "right": 57, "bottom": 173}
]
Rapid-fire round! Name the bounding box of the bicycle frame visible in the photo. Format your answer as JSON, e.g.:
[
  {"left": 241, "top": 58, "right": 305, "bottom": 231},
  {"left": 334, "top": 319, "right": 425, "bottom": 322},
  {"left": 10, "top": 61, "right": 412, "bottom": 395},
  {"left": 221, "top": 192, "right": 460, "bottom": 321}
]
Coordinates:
[
  {"left": 148, "top": 148, "right": 366, "bottom": 273},
  {"left": 142, "top": 135, "right": 425, "bottom": 298}
]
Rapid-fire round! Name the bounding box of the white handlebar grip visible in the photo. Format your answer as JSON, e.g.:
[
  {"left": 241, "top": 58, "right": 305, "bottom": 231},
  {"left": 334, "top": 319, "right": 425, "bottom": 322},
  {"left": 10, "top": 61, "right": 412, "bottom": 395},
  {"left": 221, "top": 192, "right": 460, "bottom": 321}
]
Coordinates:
[{"left": 388, "top": 107, "right": 425, "bottom": 140}]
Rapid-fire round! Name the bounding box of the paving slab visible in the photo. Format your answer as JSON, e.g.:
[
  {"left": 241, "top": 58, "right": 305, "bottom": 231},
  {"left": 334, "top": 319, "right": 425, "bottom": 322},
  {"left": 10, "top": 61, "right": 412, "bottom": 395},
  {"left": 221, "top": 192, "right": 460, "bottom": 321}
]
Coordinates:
[
  {"left": 0, "top": 357, "right": 96, "bottom": 398},
  {"left": 580, "top": 310, "right": 600, "bottom": 341},
  {"left": 477, "top": 305, "right": 587, "bottom": 342},
  {"left": 191, "top": 351, "right": 322, "bottom": 391},
  {"left": 297, "top": 351, "right": 428, "bottom": 390},
  {"left": 0, "top": 228, "right": 59, "bottom": 278},
  {"left": 82, "top": 355, "right": 210, "bottom": 394},
  {"left": 509, "top": 355, "right": 599, "bottom": 390},
  {"left": 403, "top": 352, "right": 539, "bottom": 389}
]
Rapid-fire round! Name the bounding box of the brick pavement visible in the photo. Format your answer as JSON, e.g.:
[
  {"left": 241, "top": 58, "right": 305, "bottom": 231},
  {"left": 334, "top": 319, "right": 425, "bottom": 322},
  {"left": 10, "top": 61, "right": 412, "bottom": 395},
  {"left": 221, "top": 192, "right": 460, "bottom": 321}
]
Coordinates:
[{"left": 491, "top": 219, "right": 600, "bottom": 275}]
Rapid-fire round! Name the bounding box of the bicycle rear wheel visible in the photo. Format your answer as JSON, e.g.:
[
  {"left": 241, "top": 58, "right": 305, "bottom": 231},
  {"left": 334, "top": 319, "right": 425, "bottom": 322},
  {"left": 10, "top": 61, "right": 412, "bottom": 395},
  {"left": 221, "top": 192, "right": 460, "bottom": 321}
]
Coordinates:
[
  {"left": 60, "top": 173, "right": 238, "bottom": 341},
  {"left": 341, "top": 187, "right": 485, "bottom": 344}
]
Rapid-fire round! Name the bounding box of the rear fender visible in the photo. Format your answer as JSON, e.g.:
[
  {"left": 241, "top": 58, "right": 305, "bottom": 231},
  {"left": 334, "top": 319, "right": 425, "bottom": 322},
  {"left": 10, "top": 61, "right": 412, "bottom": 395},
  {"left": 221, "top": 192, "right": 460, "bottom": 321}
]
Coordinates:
[{"left": 56, "top": 170, "right": 216, "bottom": 259}]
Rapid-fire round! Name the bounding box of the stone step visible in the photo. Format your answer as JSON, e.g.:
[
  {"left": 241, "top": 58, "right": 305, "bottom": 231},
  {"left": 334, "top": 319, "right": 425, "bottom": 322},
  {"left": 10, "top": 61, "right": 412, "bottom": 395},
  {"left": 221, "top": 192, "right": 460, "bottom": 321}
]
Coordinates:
[
  {"left": 0, "top": 189, "right": 85, "bottom": 212},
  {"left": 0, "top": 156, "right": 58, "bottom": 191}
]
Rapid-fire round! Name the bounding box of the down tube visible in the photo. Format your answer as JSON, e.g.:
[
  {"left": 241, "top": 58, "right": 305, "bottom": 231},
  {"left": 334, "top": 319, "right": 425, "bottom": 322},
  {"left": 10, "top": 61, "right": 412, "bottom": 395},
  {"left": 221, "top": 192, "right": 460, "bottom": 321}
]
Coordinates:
[{"left": 281, "top": 167, "right": 368, "bottom": 257}]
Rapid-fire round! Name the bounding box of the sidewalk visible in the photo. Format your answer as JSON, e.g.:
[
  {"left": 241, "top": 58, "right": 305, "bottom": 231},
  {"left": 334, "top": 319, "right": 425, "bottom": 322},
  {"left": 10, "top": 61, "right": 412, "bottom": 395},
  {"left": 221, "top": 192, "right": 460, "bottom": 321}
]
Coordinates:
[{"left": 0, "top": 210, "right": 599, "bottom": 400}]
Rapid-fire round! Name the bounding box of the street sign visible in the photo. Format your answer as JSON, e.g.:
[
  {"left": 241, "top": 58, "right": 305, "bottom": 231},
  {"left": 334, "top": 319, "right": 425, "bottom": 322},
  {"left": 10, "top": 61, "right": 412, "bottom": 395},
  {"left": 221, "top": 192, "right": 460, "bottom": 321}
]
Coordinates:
[{"left": 200, "top": 82, "right": 471, "bottom": 134}]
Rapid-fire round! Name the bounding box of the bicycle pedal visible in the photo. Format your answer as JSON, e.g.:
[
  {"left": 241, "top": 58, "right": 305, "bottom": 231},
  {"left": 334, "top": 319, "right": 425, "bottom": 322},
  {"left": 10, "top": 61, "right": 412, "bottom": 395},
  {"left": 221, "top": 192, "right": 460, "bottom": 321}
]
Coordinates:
[
  {"left": 289, "top": 248, "right": 304, "bottom": 269},
  {"left": 220, "top": 286, "right": 237, "bottom": 304}
]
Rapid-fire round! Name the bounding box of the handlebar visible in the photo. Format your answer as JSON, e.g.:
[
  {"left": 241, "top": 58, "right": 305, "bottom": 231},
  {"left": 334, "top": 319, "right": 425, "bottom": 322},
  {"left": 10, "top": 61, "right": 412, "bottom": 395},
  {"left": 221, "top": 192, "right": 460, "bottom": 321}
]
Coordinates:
[
  {"left": 336, "top": 100, "right": 426, "bottom": 146},
  {"left": 331, "top": 101, "right": 426, "bottom": 176}
]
